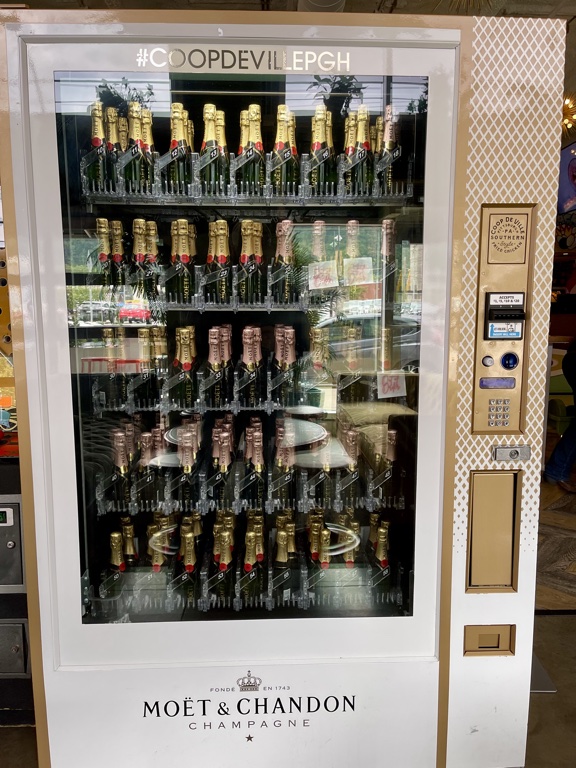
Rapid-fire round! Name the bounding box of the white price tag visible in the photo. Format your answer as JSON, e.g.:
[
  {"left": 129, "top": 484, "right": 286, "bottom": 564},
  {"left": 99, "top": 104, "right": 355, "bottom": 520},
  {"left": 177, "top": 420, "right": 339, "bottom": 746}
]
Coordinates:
[
  {"left": 342, "top": 257, "right": 374, "bottom": 286},
  {"left": 308, "top": 261, "right": 339, "bottom": 290},
  {"left": 488, "top": 293, "right": 524, "bottom": 307},
  {"left": 376, "top": 372, "right": 407, "bottom": 399}
]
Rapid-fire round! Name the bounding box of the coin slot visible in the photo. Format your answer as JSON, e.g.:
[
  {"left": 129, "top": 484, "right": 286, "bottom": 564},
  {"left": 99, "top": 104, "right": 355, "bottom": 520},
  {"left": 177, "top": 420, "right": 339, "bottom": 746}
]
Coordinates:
[{"left": 478, "top": 633, "right": 500, "bottom": 649}]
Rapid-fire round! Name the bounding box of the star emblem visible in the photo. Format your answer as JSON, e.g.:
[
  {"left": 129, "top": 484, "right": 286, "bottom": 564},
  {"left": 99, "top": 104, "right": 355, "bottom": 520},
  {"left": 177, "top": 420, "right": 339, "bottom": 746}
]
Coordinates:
[{"left": 246, "top": 734, "right": 254, "bottom": 742}]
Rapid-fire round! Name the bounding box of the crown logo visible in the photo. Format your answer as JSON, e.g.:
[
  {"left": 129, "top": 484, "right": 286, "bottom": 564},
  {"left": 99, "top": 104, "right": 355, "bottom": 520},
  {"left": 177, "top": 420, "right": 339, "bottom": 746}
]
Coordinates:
[{"left": 237, "top": 670, "right": 262, "bottom": 692}]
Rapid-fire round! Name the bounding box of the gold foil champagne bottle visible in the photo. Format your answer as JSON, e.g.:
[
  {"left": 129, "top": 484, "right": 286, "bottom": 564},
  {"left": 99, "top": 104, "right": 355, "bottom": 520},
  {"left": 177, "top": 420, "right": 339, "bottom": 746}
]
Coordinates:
[
  {"left": 239, "top": 220, "right": 254, "bottom": 305},
  {"left": 237, "top": 109, "right": 250, "bottom": 192},
  {"left": 181, "top": 530, "right": 197, "bottom": 574},
  {"left": 200, "top": 103, "right": 219, "bottom": 195},
  {"left": 166, "top": 219, "right": 194, "bottom": 304},
  {"left": 252, "top": 221, "right": 265, "bottom": 303},
  {"left": 215, "top": 109, "right": 230, "bottom": 192},
  {"left": 107, "top": 532, "right": 126, "bottom": 576},
  {"left": 288, "top": 109, "right": 300, "bottom": 189},
  {"left": 344, "top": 112, "right": 357, "bottom": 193},
  {"left": 178, "top": 430, "right": 197, "bottom": 513},
  {"left": 251, "top": 429, "right": 266, "bottom": 511},
  {"left": 141, "top": 108, "right": 155, "bottom": 192},
  {"left": 96, "top": 218, "right": 111, "bottom": 288},
  {"left": 132, "top": 218, "right": 147, "bottom": 296},
  {"left": 215, "top": 220, "right": 231, "bottom": 304},
  {"left": 272, "top": 529, "right": 293, "bottom": 603},
  {"left": 136, "top": 328, "right": 154, "bottom": 408},
  {"left": 353, "top": 105, "right": 372, "bottom": 194},
  {"left": 118, "top": 116, "right": 129, "bottom": 153},
  {"left": 87, "top": 100, "right": 106, "bottom": 191},
  {"left": 126, "top": 101, "right": 143, "bottom": 193},
  {"left": 121, "top": 522, "right": 138, "bottom": 568},
  {"left": 112, "top": 430, "right": 131, "bottom": 512},
  {"left": 206, "top": 327, "right": 223, "bottom": 409},
  {"left": 375, "top": 115, "right": 384, "bottom": 162},
  {"left": 182, "top": 109, "right": 191, "bottom": 172},
  {"left": 100, "top": 328, "right": 118, "bottom": 405},
  {"left": 310, "top": 104, "right": 329, "bottom": 196},
  {"left": 187, "top": 117, "right": 195, "bottom": 154},
  {"left": 169, "top": 102, "right": 188, "bottom": 194},
  {"left": 172, "top": 326, "right": 197, "bottom": 409},
  {"left": 110, "top": 220, "right": 126, "bottom": 290},
  {"left": 383, "top": 105, "right": 396, "bottom": 194},
  {"left": 272, "top": 105, "right": 291, "bottom": 195},
  {"left": 325, "top": 110, "right": 337, "bottom": 190},
  {"left": 318, "top": 528, "right": 331, "bottom": 570},
  {"left": 177, "top": 219, "right": 195, "bottom": 305},
  {"left": 144, "top": 220, "right": 161, "bottom": 311},
  {"left": 115, "top": 327, "right": 128, "bottom": 405},
  {"left": 247, "top": 103, "right": 265, "bottom": 194},
  {"left": 104, "top": 107, "right": 122, "bottom": 192}
]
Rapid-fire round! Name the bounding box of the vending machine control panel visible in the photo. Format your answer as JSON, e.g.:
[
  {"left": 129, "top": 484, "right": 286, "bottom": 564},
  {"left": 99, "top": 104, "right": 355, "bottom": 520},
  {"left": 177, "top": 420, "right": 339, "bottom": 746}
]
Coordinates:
[{"left": 472, "top": 206, "right": 534, "bottom": 434}]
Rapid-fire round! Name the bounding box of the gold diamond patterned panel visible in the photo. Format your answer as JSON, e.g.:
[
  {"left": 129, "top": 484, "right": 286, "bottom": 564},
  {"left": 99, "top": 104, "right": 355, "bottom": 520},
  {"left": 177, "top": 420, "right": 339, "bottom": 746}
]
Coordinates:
[{"left": 453, "top": 17, "right": 566, "bottom": 553}]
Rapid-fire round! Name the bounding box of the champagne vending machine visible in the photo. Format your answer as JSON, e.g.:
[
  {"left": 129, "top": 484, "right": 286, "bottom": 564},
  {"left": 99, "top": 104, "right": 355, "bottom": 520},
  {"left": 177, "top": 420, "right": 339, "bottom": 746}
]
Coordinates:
[{"left": 0, "top": 10, "right": 566, "bottom": 768}]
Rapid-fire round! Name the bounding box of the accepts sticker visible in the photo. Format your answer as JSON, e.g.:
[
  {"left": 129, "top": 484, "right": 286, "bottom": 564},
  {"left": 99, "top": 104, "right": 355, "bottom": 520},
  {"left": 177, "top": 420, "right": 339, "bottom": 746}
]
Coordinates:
[{"left": 376, "top": 372, "right": 407, "bottom": 399}]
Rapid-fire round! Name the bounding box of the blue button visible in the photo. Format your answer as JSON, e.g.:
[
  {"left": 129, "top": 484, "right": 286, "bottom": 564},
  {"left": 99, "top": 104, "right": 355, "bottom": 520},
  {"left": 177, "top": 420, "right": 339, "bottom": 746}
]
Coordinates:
[{"left": 501, "top": 352, "right": 519, "bottom": 370}]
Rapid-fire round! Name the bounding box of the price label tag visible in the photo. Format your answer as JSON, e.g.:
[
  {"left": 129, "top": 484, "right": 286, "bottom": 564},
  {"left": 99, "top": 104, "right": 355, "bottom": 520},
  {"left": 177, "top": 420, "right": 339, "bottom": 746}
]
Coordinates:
[
  {"left": 343, "top": 257, "right": 374, "bottom": 286},
  {"left": 376, "top": 372, "right": 407, "bottom": 399},
  {"left": 308, "top": 260, "right": 339, "bottom": 290}
]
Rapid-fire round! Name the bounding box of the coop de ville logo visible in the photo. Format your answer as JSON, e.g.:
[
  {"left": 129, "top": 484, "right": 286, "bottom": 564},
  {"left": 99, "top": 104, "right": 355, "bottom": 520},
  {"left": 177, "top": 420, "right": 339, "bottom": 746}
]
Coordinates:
[
  {"left": 136, "top": 45, "right": 351, "bottom": 74},
  {"left": 141, "top": 670, "right": 357, "bottom": 733}
]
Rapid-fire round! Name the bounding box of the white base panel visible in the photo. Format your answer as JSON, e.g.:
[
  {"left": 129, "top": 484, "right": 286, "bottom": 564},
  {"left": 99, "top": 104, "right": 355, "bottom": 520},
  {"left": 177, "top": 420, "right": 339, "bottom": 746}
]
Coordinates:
[{"left": 44, "top": 658, "right": 438, "bottom": 768}]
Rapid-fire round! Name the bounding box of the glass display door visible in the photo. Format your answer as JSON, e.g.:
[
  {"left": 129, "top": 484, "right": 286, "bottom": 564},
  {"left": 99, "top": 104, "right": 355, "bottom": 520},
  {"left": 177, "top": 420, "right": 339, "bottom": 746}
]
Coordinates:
[
  {"left": 21, "top": 30, "right": 456, "bottom": 664},
  {"left": 63, "top": 68, "right": 426, "bottom": 623}
]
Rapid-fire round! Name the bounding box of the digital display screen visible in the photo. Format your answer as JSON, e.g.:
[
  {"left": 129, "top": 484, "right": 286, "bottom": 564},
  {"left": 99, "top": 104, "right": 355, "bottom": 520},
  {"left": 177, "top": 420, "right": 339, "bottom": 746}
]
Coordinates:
[
  {"left": 0, "top": 510, "right": 6, "bottom": 524},
  {"left": 479, "top": 377, "right": 516, "bottom": 390}
]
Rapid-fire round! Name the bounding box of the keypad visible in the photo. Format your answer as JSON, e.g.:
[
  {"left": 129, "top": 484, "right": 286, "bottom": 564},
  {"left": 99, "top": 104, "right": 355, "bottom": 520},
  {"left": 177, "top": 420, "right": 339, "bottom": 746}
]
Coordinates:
[{"left": 487, "top": 399, "right": 510, "bottom": 428}]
